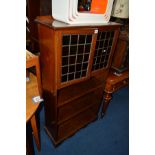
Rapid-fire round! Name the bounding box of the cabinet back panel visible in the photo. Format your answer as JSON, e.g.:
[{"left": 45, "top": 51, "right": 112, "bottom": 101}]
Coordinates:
[
  {"left": 58, "top": 104, "right": 99, "bottom": 140},
  {"left": 58, "top": 90, "right": 101, "bottom": 123}
]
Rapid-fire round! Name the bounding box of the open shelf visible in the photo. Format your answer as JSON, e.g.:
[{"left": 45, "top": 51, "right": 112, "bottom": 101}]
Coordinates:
[
  {"left": 58, "top": 77, "right": 103, "bottom": 107},
  {"left": 57, "top": 104, "right": 99, "bottom": 141},
  {"left": 58, "top": 91, "right": 101, "bottom": 124}
]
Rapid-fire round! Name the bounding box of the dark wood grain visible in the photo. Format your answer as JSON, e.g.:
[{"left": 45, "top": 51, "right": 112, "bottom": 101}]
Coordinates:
[
  {"left": 58, "top": 77, "right": 103, "bottom": 106},
  {"left": 36, "top": 16, "right": 121, "bottom": 145},
  {"left": 101, "top": 71, "right": 129, "bottom": 117},
  {"left": 26, "top": 0, "right": 52, "bottom": 53}
]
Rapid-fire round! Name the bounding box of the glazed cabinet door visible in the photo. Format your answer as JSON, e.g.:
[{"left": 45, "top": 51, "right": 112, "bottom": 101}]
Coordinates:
[
  {"left": 91, "top": 27, "right": 120, "bottom": 75},
  {"left": 56, "top": 29, "right": 98, "bottom": 89}
]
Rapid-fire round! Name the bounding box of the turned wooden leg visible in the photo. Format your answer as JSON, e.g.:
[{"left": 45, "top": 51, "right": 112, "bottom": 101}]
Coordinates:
[
  {"left": 101, "top": 92, "right": 112, "bottom": 118},
  {"left": 30, "top": 115, "right": 41, "bottom": 151}
]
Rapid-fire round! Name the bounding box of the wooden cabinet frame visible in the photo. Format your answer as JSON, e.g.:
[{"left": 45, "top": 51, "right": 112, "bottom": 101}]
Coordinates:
[{"left": 36, "top": 16, "right": 121, "bottom": 145}]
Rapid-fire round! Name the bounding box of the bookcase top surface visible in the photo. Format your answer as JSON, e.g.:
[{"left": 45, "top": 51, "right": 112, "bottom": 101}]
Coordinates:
[{"left": 35, "top": 16, "right": 121, "bottom": 29}]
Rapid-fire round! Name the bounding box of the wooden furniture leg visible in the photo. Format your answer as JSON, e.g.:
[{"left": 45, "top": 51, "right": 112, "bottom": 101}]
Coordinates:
[
  {"left": 26, "top": 50, "right": 42, "bottom": 154},
  {"left": 30, "top": 115, "right": 41, "bottom": 151},
  {"left": 101, "top": 92, "right": 112, "bottom": 117},
  {"left": 101, "top": 71, "right": 129, "bottom": 118}
]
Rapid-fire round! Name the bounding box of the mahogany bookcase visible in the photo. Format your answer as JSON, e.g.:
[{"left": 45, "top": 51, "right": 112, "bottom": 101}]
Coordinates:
[{"left": 35, "top": 16, "right": 121, "bottom": 145}]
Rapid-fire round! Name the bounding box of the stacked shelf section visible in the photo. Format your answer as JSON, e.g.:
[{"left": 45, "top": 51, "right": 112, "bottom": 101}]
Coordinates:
[{"left": 36, "top": 16, "right": 121, "bottom": 145}]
